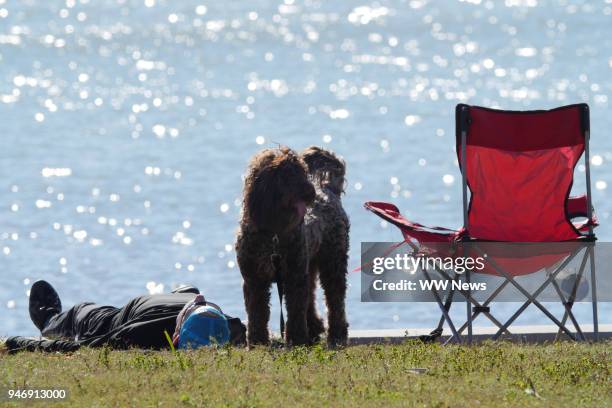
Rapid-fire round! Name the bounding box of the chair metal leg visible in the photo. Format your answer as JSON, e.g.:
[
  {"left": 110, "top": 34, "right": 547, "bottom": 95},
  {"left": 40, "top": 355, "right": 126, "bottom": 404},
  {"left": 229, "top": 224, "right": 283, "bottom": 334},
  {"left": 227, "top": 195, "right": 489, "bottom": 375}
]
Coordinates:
[
  {"left": 431, "top": 266, "right": 509, "bottom": 332},
  {"left": 466, "top": 269, "right": 473, "bottom": 344},
  {"left": 550, "top": 278, "right": 585, "bottom": 340},
  {"left": 482, "top": 247, "right": 581, "bottom": 341},
  {"left": 423, "top": 268, "right": 462, "bottom": 343},
  {"left": 589, "top": 244, "right": 599, "bottom": 341},
  {"left": 404, "top": 240, "right": 502, "bottom": 339},
  {"left": 435, "top": 288, "right": 455, "bottom": 332},
  {"left": 556, "top": 249, "right": 589, "bottom": 341},
  {"left": 457, "top": 278, "right": 512, "bottom": 335}
]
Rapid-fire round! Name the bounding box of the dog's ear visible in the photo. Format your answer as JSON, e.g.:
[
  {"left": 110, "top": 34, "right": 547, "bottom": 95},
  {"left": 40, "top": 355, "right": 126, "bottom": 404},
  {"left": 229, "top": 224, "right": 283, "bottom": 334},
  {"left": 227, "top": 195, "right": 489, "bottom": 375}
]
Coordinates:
[{"left": 246, "top": 165, "right": 282, "bottom": 231}]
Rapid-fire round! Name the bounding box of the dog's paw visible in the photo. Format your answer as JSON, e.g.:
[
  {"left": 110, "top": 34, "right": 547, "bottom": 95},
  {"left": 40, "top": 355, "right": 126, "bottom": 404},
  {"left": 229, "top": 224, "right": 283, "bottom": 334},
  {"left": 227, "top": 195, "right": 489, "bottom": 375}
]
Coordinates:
[
  {"left": 326, "top": 323, "right": 348, "bottom": 348},
  {"left": 285, "top": 331, "right": 310, "bottom": 348},
  {"left": 246, "top": 335, "right": 271, "bottom": 349},
  {"left": 326, "top": 335, "right": 348, "bottom": 349},
  {"left": 307, "top": 317, "right": 325, "bottom": 344}
]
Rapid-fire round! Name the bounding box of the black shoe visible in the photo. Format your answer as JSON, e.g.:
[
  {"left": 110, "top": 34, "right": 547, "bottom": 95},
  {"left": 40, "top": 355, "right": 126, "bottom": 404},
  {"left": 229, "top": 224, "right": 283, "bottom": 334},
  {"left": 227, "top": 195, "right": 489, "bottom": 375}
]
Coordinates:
[
  {"left": 419, "top": 327, "right": 443, "bottom": 343},
  {"left": 171, "top": 285, "right": 200, "bottom": 295},
  {"left": 29, "top": 280, "right": 62, "bottom": 331}
]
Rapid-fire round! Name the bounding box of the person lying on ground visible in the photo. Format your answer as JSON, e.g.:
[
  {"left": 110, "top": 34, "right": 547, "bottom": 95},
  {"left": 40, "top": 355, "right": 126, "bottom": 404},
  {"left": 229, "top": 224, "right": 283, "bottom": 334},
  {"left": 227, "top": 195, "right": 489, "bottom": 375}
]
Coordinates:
[{"left": 2, "top": 280, "right": 245, "bottom": 353}]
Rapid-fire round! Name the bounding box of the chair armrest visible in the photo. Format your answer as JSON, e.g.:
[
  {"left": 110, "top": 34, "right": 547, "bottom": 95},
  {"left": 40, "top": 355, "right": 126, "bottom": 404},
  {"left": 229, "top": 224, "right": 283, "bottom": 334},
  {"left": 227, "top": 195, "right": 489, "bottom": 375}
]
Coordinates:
[{"left": 567, "top": 195, "right": 591, "bottom": 218}]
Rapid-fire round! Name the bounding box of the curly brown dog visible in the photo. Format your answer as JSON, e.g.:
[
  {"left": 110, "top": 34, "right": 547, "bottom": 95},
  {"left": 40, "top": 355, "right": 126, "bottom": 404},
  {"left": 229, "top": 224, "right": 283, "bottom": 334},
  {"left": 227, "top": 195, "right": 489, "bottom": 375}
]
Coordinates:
[{"left": 236, "top": 146, "right": 350, "bottom": 347}]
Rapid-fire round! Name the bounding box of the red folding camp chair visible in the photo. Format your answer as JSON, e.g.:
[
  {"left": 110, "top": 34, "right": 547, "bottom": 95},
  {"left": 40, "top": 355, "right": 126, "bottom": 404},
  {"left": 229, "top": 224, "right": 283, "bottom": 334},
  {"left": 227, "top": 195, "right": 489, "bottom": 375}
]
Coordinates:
[{"left": 365, "top": 103, "right": 599, "bottom": 343}]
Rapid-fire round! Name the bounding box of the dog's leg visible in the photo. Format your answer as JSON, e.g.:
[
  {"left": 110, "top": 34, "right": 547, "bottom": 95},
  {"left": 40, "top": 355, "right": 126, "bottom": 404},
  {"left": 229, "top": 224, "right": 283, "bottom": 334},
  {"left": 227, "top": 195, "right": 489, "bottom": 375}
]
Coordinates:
[
  {"left": 283, "top": 246, "right": 310, "bottom": 347},
  {"left": 307, "top": 262, "right": 324, "bottom": 344},
  {"left": 243, "top": 278, "right": 271, "bottom": 347},
  {"left": 319, "top": 254, "right": 349, "bottom": 347}
]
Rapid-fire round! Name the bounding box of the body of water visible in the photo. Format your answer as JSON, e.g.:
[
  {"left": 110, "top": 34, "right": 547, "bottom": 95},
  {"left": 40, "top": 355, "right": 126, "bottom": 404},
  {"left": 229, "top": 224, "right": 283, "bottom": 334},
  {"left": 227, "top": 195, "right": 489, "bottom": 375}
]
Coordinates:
[{"left": 1, "top": 0, "right": 611, "bottom": 336}]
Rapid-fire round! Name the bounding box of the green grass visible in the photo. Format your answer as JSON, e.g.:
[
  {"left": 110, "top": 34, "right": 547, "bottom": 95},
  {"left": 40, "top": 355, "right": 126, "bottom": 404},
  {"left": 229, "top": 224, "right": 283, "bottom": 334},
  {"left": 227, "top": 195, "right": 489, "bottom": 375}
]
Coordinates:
[{"left": 1, "top": 341, "right": 610, "bottom": 407}]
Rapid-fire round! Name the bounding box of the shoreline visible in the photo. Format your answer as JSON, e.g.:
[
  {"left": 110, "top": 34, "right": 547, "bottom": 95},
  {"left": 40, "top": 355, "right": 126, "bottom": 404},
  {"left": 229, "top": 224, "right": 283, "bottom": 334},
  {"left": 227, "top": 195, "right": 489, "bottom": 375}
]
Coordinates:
[{"left": 4, "top": 324, "right": 611, "bottom": 350}]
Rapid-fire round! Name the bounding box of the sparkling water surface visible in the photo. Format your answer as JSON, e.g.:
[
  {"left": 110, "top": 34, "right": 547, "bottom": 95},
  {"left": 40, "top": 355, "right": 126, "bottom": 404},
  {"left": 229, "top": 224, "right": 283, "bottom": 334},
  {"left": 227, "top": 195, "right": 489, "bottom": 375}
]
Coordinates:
[{"left": 1, "top": 0, "right": 611, "bottom": 336}]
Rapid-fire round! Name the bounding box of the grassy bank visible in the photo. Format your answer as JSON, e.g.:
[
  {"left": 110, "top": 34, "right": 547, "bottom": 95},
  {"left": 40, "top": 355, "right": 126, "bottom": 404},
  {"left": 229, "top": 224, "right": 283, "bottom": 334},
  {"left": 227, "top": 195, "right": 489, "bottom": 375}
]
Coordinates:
[{"left": 1, "top": 340, "right": 610, "bottom": 407}]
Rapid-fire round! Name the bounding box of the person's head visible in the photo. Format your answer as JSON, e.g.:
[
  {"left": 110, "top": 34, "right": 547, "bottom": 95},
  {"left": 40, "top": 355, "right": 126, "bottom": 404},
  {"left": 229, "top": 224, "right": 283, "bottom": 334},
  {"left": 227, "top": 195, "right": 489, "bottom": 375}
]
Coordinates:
[{"left": 173, "top": 296, "right": 230, "bottom": 349}]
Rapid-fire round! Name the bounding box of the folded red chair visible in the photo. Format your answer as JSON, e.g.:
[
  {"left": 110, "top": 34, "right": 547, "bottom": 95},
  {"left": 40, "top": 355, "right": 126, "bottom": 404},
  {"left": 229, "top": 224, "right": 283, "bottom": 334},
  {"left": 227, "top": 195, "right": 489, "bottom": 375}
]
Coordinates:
[{"left": 365, "top": 103, "right": 599, "bottom": 342}]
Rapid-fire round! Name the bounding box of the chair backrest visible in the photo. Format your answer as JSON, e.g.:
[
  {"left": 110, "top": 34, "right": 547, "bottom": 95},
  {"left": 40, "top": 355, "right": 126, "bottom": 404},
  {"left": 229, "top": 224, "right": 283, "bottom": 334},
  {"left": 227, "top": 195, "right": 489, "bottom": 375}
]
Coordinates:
[{"left": 455, "top": 103, "right": 591, "bottom": 242}]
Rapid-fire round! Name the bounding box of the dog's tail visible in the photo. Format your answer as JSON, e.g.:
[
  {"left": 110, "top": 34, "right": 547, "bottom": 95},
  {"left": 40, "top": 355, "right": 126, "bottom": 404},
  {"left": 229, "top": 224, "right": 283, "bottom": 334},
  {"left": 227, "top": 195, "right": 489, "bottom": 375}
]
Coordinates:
[{"left": 301, "top": 146, "right": 346, "bottom": 195}]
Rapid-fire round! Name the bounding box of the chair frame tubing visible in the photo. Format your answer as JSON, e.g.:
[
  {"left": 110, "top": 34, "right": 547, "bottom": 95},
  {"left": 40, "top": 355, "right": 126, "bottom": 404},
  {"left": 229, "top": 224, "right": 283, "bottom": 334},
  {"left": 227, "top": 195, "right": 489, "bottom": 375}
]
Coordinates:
[{"left": 450, "top": 104, "right": 599, "bottom": 343}]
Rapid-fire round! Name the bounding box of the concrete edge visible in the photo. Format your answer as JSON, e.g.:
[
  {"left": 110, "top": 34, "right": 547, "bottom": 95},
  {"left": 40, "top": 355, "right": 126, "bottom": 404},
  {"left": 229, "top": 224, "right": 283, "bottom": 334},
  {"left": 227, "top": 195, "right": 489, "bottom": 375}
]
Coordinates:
[{"left": 347, "top": 324, "right": 612, "bottom": 344}]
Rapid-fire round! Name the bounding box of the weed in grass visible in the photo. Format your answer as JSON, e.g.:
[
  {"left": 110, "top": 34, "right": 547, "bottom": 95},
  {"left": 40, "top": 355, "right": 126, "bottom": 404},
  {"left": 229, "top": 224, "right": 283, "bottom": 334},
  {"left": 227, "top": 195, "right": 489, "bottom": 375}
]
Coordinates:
[
  {"left": 163, "top": 329, "right": 191, "bottom": 370},
  {"left": 97, "top": 346, "right": 110, "bottom": 368}
]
